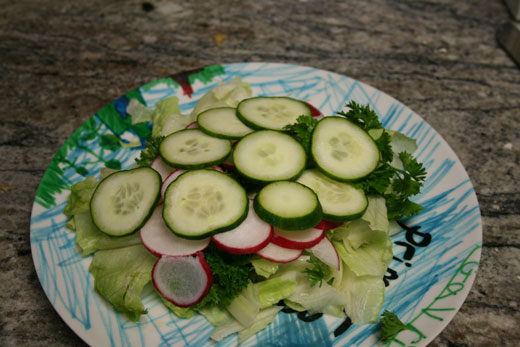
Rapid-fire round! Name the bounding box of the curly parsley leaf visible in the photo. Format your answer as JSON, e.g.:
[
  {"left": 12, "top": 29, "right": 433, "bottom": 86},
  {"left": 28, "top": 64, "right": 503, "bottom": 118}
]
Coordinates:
[
  {"left": 283, "top": 115, "right": 318, "bottom": 152},
  {"left": 135, "top": 136, "right": 164, "bottom": 167},
  {"left": 380, "top": 310, "right": 410, "bottom": 343},
  {"left": 194, "top": 244, "right": 253, "bottom": 309},
  {"left": 339, "top": 102, "right": 427, "bottom": 220},
  {"left": 303, "top": 254, "right": 331, "bottom": 287},
  {"left": 337, "top": 101, "right": 383, "bottom": 131}
]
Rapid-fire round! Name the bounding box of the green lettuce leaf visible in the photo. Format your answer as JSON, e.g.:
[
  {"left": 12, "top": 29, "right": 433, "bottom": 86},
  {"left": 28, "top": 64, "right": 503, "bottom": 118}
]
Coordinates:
[
  {"left": 74, "top": 212, "right": 141, "bottom": 256},
  {"left": 339, "top": 266, "right": 385, "bottom": 325},
  {"left": 160, "top": 295, "right": 196, "bottom": 319},
  {"left": 126, "top": 98, "right": 153, "bottom": 124},
  {"left": 251, "top": 258, "right": 279, "bottom": 279},
  {"left": 190, "top": 76, "right": 252, "bottom": 117},
  {"left": 63, "top": 176, "right": 97, "bottom": 220},
  {"left": 89, "top": 244, "right": 157, "bottom": 321},
  {"left": 151, "top": 96, "right": 195, "bottom": 137}
]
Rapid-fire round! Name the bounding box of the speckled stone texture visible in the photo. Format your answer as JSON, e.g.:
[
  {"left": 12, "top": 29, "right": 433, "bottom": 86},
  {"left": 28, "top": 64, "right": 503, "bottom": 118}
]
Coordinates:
[{"left": 1, "top": 0, "right": 519, "bottom": 346}]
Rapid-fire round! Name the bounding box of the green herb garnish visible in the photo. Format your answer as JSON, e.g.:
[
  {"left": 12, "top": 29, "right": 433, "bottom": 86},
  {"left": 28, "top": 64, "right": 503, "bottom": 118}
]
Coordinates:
[
  {"left": 380, "top": 310, "right": 410, "bottom": 342},
  {"left": 194, "top": 244, "right": 253, "bottom": 309},
  {"left": 283, "top": 115, "right": 318, "bottom": 152},
  {"left": 303, "top": 254, "right": 331, "bottom": 287},
  {"left": 338, "top": 101, "right": 427, "bottom": 220},
  {"left": 134, "top": 136, "right": 164, "bottom": 167}
]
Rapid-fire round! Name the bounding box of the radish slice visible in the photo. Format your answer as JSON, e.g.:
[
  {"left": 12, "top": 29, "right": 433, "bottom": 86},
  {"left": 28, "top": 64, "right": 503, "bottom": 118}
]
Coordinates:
[
  {"left": 307, "top": 236, "right": 340, "bottom": 270},
  {"left": 212, "top": 201, "right": 273, "bottom": 254},
  {"left": 185, "top": 121, "right": 199, "bottom": 129},
  {"left": 271, "top": 227, "right": 324, "bottom": 250},
  {"left": 151, "top": 156, "right": 176, "bottom": 181},
  {"left": 221, "top": 154, "right": 235, "bottom": 170},
  {"left": 161, "top": 169, "right": 186, "bottom": 200},
  {"left": 161, "top": 166, "right": 224, "bottom": 200},
  {"left": 256, "top": 242, "right": 303, "bottom": 263},
  {"left": 303, "top": 101, "right": 323, "bottom": 118},
  {"left": 314, "top": 219, "right": 344, "bottom": 231},
  {"left": 140, "top": 206, "right": 210, "bottom": 257},
  {"left": 152, "top": 252, "right": 213, "bottom": 307}
]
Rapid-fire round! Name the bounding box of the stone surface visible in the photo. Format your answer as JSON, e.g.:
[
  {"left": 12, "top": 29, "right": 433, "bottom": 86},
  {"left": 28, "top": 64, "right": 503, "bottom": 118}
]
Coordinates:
[{"left": 1, "top": 0, "right": 519, "bottom": 346}]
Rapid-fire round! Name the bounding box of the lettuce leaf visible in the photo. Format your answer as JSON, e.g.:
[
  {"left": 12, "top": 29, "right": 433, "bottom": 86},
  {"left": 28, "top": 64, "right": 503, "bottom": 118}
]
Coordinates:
[
  {"left": 63, "top": 176, "right": 97, "bottom": 220},
  {"left": 126, "top": 98, "right": 153, "bottom": 124},
  {"left": 190, "top": 76, "right": 252, "bottom": 117},
  {"left": 160, "top": 295, "right": 196, "bottom": 319},
  {"left": 251, "top": 258, "right": 279, "bottom": 279},
  {"left": 74, "top": 212, "right": 141, "bottom": 256},
  {"left": 89, "top": 244, "right": 157, "bottom": 321},
  {"left": 339, "top": 266, "right": 385, "bottom": 325},
  {"left": 151, "top": 96, "right": 196, "bottom": 137}
]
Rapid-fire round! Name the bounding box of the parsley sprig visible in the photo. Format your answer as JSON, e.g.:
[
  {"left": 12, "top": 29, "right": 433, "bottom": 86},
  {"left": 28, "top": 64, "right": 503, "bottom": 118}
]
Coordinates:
[
  {"left": 283, "top": 115, "right": 318, "bottom": 152},
  {"left": 135, "top": 136, "right": 164, "bottom": 167},
  {"left": 304, "top": 254, "right": 332, "bottom": 287},
  {"left": 379, "top": 310, "right": 410, "bottom": 342},
  {"left": 338, "top": 101, "right": 426, "bottom": 220},
  {"left": 195, "top": 244, "right": 253, "bottom": 309}
]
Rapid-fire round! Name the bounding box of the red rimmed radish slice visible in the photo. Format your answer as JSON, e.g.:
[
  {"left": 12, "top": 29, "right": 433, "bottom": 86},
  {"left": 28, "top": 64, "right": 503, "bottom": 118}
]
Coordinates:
[
  {"left": 161, "top": 166, "right": 224, "bottom": 200},
  {"left": 256, "top": 242, "right": 303, "bottom": 263},
  {"left": 314, "top": 219, "right": 344, "bottom": 231},
  {"left": 221, "top": 154, "right": 235, "bottom": 170},
  {"left": 140, "top": 206, "right": 210, "bottom": 257},
  {"left": 151, "top": 156, "right": 176, "bottom": 181},
  {"left": 212, "top": 200, "right": 273, "bottom": 254},
  {"left": 152, "top": 252, "right": 213, "bottom": 307},
  {"left": 303, "top": 101, "right": 323, "bottom": 118},
  {"left": 307, "top": 236, "right": 340, "bottom": 271},
  {"left": 185, "top": 121, "right": 199, "bottom": 129},
  {"left": 271, "top": 227, "right": 324, "bottom": 250},
  {"left": 161, "top": 169, "right": 186, "bottom": 200}
]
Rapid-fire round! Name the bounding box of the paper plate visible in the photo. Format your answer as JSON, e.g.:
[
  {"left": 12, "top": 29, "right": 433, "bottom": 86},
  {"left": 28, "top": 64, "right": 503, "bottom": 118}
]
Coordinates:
[{"left": 30, "top": 62, "right": 482, "bottom": 346}]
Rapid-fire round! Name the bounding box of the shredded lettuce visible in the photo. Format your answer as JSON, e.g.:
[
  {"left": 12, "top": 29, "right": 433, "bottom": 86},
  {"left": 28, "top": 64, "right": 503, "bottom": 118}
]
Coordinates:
[
  {"left": 339, "top": 266, "right": 386, "bottom": 325},
  {"left": 63, "top": 176, "right": 97, "bottom": 220},
  {"left": 161, "top": 295, "right": 196, "bottom": 319},
  {"left": 74, "top": 212, "right": 141, "bottom": 256},
  {"left": 198, "top": 305, "right": 234, "bottom": 326},
  {"left": 256, "top": 277, "right": 296, "bottom": 308},
  {"left": 226, "top": 282, "right": 261, "bottom": 327},
  {"left": 89, "top": 244, "right": 156, "bottom": 321},
  {"left": 237, "top": 306, "right": 283, "bottom": 343},
  {"left": 388, "top": 131, "right": 418, "bottom": 169},
  {"left": 126, "top": 98, "right": 153, "bottom": 124},
  {"left": 151, "top": 96, "right": 196, "bottom": 137},
  {"left": 190, "top": 76, "right": 252, "bottom": 117},
  {"left": 251, "top": 258, "right": 280, "bottom": 279}
]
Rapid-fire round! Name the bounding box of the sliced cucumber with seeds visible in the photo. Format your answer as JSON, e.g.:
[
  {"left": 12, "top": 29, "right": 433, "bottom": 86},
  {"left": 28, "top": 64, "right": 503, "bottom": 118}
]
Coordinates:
[
  {"left": 90, "top": 167, "right": 161, "bottom": 237},
  {"left": 254, "top": 181, "right": 322, "bottom": 230},
  {"left": 236, "top": 97, "right": 311, "bottom": 131},
  {"left": 311, "top": 116, "right": 379, "bottom": 181},
  {"left": 163, "top": 169, "right": 248, "bottom": 239},
  {"left": 296, "top": 169, "right": 368, "bottom": 222},
  {"left": 197, "top": 107, "right": 254, "bottom": 140},
  {"left": 233, "top": 130, "right": 306, "bottom": 183},
  {"left": 160, "top": 129, "right": 232, "bottom": 170}
]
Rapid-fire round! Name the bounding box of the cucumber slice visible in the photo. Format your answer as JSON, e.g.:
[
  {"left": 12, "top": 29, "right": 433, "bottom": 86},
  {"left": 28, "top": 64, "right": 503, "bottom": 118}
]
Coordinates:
[
  {"left": 311, "top": 116, "right": 379, "bottom": 181},
  {"left": 90, "top": 167, "right": 161, "bottom": 237},
  {"left": 197, "top": 107, "right": 254, "bottom": 140},
  {"left": 296, "top": 169, "right": 368, "bottom": 222},
  {"left": 159, "top": 129, "right": 232, "bottom": 170},
  {"left": 163, "top": 169, "right": 248, "bottom": 239},
  {"left": 254, "top": 181, "right": 322, "bottom": 230},
  {"left": 236, "top": 97, "right": 311, "bottom": 131},
  {"left": 233, "top": 130, "right": 306, "bottom": 183}
]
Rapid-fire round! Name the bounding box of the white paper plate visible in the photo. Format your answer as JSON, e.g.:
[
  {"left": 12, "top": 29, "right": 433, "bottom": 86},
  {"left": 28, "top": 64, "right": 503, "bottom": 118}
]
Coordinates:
[{"left": 30, "top": 62, "right": 482, "bottom": 346}]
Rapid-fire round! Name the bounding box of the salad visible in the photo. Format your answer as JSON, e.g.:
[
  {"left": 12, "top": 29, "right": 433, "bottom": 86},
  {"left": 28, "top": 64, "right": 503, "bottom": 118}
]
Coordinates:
[{"left": 64, "top": 76, "right": 426, "bottom": 344}]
